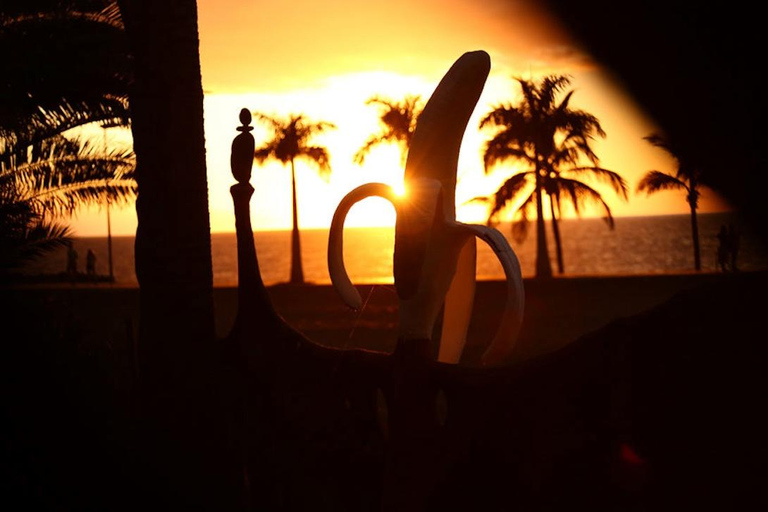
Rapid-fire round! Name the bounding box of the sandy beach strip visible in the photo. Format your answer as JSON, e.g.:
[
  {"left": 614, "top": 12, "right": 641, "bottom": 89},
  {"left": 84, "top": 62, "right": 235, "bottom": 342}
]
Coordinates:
[{"left": 3, "top": 271, "right": 752, "bottom": 364}]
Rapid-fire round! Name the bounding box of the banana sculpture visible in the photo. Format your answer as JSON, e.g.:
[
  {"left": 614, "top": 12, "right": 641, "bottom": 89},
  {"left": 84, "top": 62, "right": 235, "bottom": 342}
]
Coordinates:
[{"left": 328, "top": 51, "right": 524, "bottom": 366}]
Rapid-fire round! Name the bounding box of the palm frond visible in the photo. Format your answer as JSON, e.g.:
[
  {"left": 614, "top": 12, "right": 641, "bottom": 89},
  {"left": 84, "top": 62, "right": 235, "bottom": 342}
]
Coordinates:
[
  {"left": 0, "top": 217, "right": 72, "bottom": 270},
  {"left": 254, "top": 140, "right": 281, "bottom": 164},
  {"left": 482, "top": 136, "right": 532, "bottom": 173},
  {"left": 515, "top": 78, "right": 538, "bottom": 115},
  {"left": 297, "top": 119, "right": 336, "bottom": 139},
  {"left": 556, "top": 177, "right": 615, "bottom": 228},
  {"left": 564, "top": 166, "right": 629, "bottom": 200},
  {"left": 299, "top": 146, "right": 332, "bottom": 181},
  {"left": 252, "top": 111, "right": 335, "bottom": 183},
  {"left": 486, "top": 172, "right": 533, "bottom": 222},
  {"left": 551, "top": 90, "right": 575, "bottom": 118},
  {"left": 479, "top": 104, "right": 522, "bottom": 130},
  {"left": 0, "top": 6, "right": 124, "bottom": 30},
  {"left": 1, "top": 126, "right": 136, "bottom": 215},
  {"left": 643, "top": 132, "right": 701, "bottom": 184},
  {"left": 96, "top": 1, "right": 124, "bottom": 29},
  {"left": 549, "top": 144, "right": 582, "bottom": 168},
  {"left": 356, "top": 94, "right": 422, "bottom": 167},
  {"left": 251, "top": 112, "right": 284, "bottom": 132},
  {"left": 563, "top": 110, "right": 605, "bottom": 140},
  {"left": 31, "top": 179, "right": 137, "bottom": 218},
  {"left": 539, "top": 75, "right": 572, "bottom": 105},
  {"left": 636, "top": 170, "right": 687, "bottom": 195},
  {"left": 0, "top": 97, "right": 130, "bottom": 147},
  {"left": 643, "top": 133, "right": 674, "bottom": 154}
]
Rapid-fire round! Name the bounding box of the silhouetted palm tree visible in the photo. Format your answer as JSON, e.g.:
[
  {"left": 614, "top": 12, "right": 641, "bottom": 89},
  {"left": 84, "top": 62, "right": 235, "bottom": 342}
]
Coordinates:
[
  {"left": 117, "top": 1, "right": 235, "bottom": 508},
  {"left": 480, "top": 131, "right": 627, "bottom": 274},
  {"left": 353, "top": 95, "right": 423, "bottom": 167},
  {"left": 480, "top": 75, "right": 620, "bottom": 277},
  {"left": 637, "top": 132, "right": 703, "bottom": 270},
  {"left": 253, "top": 113, "right": 335, "bottom": 284}
]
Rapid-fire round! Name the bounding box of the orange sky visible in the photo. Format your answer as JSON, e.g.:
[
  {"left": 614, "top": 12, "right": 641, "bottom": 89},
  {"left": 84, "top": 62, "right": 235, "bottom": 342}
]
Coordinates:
[{"left": 71, "top": 0, "right": 731, "bottom": 236}]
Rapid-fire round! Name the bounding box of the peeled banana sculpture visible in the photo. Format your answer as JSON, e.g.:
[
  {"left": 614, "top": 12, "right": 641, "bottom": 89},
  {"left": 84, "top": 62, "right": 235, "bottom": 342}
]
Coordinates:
[{"left": 328, "top": 50, "right": 524, "bottom": 366}]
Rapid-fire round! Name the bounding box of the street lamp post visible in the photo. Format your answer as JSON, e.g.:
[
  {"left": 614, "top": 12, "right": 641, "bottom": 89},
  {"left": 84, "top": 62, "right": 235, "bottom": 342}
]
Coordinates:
[{"left": 103, "top": 127, "right": 114, "bottom": 282}]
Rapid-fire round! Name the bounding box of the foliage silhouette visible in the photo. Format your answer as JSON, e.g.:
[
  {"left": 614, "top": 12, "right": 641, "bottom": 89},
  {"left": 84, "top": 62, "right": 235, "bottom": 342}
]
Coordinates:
[
  {"left": 478, "top": 75, "right": 625, "bottom": 276},
  {"left": 0, "top": 0, "right": 135, "bottom": 273},
  {"left": 253, "top": 112, "right": 335, "bottom": 284},
  {"left": 353, "top": 95, "right": 424, "bottom": 168},
  {"left": 0, "top": 1, "right": 130, "bottom": 126},
  {"left": 0, "top": 132, "right": 135, "bottom": 271},
  {"left": 637, "top": 133, "right": 703, "bottom": 271}
]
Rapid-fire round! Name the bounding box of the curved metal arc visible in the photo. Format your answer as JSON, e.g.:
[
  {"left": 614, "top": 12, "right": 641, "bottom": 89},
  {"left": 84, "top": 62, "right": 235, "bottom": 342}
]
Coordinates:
[
  {"left": 328, "top": 182, "right": 399, "bottom": 310},
  {"left": 438, "top": 235, "right": 477, "bottom": 364},
  {"left": 456, "top": 223, "right": 525, "bottom": 366}
]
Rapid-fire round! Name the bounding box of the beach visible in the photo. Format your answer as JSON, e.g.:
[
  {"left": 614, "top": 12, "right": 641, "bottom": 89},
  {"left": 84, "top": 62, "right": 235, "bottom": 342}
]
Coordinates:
[{"left": 4, "top": 271, "right": 749, "bottom": 364}]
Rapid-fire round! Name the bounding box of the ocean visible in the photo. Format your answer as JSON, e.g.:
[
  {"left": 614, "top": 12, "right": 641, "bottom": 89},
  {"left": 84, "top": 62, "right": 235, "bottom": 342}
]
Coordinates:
[{"left": 22, "top": 212, "right": 768, "bottom": 287}]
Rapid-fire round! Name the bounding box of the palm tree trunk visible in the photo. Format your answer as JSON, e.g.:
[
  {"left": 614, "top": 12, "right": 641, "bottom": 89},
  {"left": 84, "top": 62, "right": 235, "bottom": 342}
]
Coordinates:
[
  {"left": 118, "top": 0, "right": 215, "bottom": 354},
  {"left": 117, "top": 1, "right": 238, "bottom": 508},
  {"left": 690, "top": 201, "right": 701, "bottom": 271},
  {"left": 290, "top": 158, "right": 304, "bottom": 284},
  {"left": 549, "top": 193, "right": 564, "bottom": 274},
  {"left": 534, "top": 171, "right": 553, "bottom": 278}
]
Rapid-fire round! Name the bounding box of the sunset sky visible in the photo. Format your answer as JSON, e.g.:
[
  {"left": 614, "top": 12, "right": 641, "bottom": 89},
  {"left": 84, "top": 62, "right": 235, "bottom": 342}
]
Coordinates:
[{"left": 72, "top": 0, "right": 731, "bottom": 236}]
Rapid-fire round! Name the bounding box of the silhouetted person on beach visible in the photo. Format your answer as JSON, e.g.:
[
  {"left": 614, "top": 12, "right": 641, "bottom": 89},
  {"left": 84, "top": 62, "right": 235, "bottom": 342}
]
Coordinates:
[
  {"left": 86, "top": 249, "right": 96, "bottom": 278},
  {"left": 66, "top": 243, "right": 78, "bottom": 276},
  {"left": 717, "top": 225, "right": 729, "bottom": 272}
]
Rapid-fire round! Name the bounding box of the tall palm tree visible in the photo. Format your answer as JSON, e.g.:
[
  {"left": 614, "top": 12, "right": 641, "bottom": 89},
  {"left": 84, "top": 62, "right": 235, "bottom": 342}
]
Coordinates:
[
  {"left": 117, "top": 0, "right": 219, "bottom": 373},
  {"left": 479, "top": 75, "right": 621, "bottom": 277},
  {"left": 637, "top": 132, "right": 703, "bottom": 270},
  {"left": 116, "top": 1, "right": 241, "bottom": 509},
  {"left": 253, "top": 113, "right": 335, "bottom": 284},
  {"left": 353, "top": 95, "right": 423, "bottom": 167},
  {"left": 479, "top": 135, "right": 627, "bottom": 274}
]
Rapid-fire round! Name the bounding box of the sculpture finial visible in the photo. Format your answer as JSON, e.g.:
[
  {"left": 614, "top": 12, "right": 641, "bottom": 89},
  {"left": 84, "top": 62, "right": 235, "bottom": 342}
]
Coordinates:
[
  {"left": 231, "top": 108, "right": 255, "bottom": 183},
  {"left": 238, "top": 108, "right": 253, "bottom": 131}
]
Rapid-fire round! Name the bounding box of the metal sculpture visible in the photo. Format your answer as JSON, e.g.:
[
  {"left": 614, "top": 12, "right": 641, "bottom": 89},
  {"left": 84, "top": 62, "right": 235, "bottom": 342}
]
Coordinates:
[{"left": 327, "top": 50, "right": 525, "bottom": 366}]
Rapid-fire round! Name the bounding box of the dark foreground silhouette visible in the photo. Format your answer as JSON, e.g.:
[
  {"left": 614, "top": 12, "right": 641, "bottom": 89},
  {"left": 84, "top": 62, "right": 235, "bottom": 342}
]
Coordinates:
[
  {"left": 3, "top": 271, "right": 766, "bottom": 510},
  {"left": 3, "top": 0, "right": 768, "bottom": 501}
]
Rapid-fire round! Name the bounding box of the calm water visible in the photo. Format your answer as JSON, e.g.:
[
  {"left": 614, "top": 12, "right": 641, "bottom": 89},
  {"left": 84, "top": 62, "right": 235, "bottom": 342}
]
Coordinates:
[{"left": 23, "top": 212, "right": 768, "bottom": 286}]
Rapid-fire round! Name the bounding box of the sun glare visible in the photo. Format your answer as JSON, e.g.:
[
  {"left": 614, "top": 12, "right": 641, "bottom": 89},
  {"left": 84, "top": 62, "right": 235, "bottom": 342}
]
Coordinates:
[{"left": 200, "top": 71, "right": 431, "bottom": 233}]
